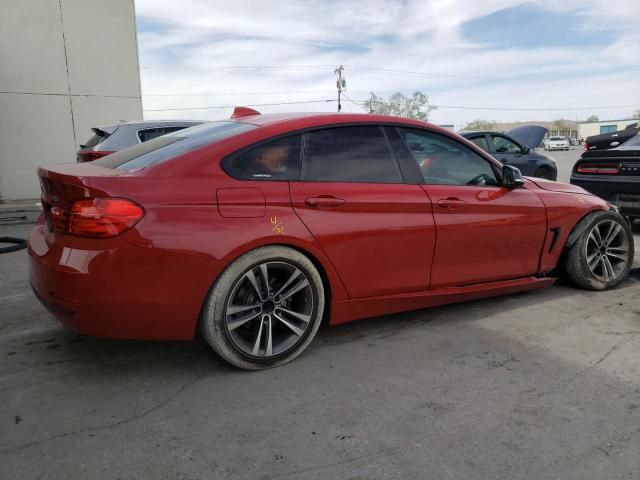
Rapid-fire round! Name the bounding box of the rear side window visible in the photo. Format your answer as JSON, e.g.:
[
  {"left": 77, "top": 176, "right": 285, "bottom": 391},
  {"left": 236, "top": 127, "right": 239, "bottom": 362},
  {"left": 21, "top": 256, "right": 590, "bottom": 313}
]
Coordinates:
[
  {"left": 224, "top": 135, "right": 302, "bottom": 180},
  {"left": 93, "top": 121, "right": 257, "bottom": 170},
  {"left": 137, "top": 126, "right": 186, "bottom": 142},
  {"left": 302, "top": 126, "right": 402, "bottom": 183}
]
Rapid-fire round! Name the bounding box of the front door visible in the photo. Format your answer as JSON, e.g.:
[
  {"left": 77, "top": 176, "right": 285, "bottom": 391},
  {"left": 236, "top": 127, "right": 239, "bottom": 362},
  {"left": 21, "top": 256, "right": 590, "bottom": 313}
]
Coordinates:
[
  {"left": 289, "top": 125, "right": 436, "bottom": 299},
  {"left": 395, "top": 127, "right": 547, "bottom": 288}
]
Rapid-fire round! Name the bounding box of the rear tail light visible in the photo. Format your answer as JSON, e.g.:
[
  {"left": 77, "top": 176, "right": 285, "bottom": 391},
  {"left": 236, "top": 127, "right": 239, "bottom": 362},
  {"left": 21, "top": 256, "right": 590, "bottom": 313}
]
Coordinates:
[
  {"left": 576, "top": 164, "right": 620, "bottom": 175},
  {"left": 77, "top": 150, "right": 115, "bottom": 163},
  {"left": 50, "top": 198, "right": 144, "bottom": 238}
]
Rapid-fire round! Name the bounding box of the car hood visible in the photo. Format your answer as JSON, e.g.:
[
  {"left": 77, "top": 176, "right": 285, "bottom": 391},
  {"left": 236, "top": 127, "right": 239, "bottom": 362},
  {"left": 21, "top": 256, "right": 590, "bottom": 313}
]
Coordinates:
[
  {"left": 506, "top": 125, "right": 548, "bottom": 149},
  {"left": 525, "top": 177, "right": 591, "bottom": 194}
]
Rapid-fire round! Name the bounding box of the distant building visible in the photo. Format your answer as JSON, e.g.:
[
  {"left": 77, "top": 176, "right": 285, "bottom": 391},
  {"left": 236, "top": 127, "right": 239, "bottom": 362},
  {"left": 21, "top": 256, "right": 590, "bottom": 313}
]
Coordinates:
[
  {"left": 578, "top": 119, "right": 637, "bottom": 140},
  {"left": 0, "top": 0, "right": 142, "bottom": 201}
]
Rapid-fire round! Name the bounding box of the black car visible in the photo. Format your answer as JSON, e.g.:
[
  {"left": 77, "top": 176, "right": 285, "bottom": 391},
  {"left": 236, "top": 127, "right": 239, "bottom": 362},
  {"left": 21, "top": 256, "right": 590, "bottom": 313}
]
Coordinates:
[
  {"left": 585, "top": 122, "right": 639, "bottom": 151},
  {"left": 460, "top": 126, "right": 557, "bottom": 180},
  {"left": 571, "top": 134, "right": 640, "bottom": 221}
]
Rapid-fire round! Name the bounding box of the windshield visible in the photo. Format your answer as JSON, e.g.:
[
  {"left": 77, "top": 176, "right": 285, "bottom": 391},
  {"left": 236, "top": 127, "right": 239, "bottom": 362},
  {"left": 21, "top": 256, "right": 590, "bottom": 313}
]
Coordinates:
[
  {"left": 93, "top": 121, "right": 257, "bottom": 170},
  {"left": 549, "top": 137, "right": 565, "bottom": 141}
]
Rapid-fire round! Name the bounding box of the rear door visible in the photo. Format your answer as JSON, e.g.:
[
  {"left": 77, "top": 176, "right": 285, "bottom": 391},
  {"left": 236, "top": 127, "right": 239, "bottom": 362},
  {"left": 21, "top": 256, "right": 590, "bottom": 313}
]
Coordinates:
[
  {"left": 395, "top": 127, "right": 547, "bottom": 288},
  {"left": 289, "top": 125, "right": 436, "bottom": 299}
]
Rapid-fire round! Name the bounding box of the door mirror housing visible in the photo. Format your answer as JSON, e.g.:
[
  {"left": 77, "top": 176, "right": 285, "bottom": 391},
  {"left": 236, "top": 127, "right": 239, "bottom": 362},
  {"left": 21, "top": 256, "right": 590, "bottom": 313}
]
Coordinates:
[
  {"left": 502, "top": 164, "right": 525, "bottom": 188},
  {"left": 523, "top": 146, "right": 531, "bottom": 154}
]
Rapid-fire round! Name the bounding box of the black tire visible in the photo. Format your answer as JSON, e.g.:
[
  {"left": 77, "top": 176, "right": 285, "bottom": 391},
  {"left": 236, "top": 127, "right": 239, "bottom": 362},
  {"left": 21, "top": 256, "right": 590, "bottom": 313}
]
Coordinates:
[
  {"left": 200, "top": 246, "right": 325, "bottom": 370},
  {"left": 533, "top": 167, "right": 555, "bottom": 180},
  {"left": 562, "top": 211, "right": 634, "bottom": 290}
]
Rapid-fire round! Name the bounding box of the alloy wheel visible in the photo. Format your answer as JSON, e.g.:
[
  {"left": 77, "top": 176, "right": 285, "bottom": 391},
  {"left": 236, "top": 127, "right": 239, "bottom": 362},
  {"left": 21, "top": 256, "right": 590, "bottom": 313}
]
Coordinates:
[
  {"left": 585, "top": 219, "right": 630, "bottom": 282},
  {"left": 224, "top": 261, "right": 314, "bottom": 358}
]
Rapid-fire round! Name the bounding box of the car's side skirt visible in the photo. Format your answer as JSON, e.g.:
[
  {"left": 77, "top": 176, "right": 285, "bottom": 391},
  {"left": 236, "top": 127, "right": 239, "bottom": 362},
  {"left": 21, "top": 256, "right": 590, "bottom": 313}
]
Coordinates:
[{"left": 330, "top": 276, "right": 556, "bottom": 325}]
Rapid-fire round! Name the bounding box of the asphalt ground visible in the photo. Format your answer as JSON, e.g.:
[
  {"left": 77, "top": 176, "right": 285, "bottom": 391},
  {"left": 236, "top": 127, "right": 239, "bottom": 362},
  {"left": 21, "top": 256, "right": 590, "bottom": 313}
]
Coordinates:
[{"left": 1, "top": 195, "right": 639, "bottom": 479}]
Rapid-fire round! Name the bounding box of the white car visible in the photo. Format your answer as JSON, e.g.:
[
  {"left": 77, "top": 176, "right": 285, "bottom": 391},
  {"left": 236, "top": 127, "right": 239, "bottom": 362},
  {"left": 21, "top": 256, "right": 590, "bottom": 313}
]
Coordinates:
[{"left": 544, "top": 136, "right": 570, "bottom": 151}]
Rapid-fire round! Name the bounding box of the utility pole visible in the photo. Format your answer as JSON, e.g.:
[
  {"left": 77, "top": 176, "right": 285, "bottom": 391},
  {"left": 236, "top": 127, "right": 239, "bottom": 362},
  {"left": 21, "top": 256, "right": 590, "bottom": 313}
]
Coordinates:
[{"left": 334, "top": 65, "right": 346, "bottom": 112}]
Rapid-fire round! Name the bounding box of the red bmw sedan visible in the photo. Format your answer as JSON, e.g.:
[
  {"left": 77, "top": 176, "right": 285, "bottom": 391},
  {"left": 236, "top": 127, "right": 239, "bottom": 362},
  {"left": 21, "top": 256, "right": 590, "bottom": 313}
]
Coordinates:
[{"left": 29, "top": 109, "right": 634, "bottom": 369}]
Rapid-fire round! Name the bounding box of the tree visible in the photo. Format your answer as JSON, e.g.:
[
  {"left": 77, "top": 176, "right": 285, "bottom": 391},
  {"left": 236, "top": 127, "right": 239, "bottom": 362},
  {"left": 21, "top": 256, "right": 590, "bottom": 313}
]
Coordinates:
[
  {"left": 586, "top": 115, "right": 599, "bottom": 122},
  {"left": 552, "top": 119, "right": 572, "bottom": 134},
  {"left": 462, "top": 119, "right": 497, "bottom": 131},
  {"left": 366, "top": 91, "right": 436, "bottom": 121}
]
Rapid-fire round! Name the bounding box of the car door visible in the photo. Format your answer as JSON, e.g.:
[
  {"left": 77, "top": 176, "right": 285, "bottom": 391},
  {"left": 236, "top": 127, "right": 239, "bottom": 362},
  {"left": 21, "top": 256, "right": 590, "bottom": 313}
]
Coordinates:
[
  {"left": 489, "top": 134, "right": 534, "bottom": 175},
  {"left": 289, "top": 125, "right": 436, "bottom": 299},
  {"left": 395, "top": 127, "right": 547, "bottom": 288}
]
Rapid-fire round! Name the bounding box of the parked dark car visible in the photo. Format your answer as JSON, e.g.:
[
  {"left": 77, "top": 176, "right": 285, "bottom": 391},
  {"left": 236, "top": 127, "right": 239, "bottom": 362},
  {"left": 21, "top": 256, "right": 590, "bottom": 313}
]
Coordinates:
[
  {"left": 571, "top": 133, "right": 640, "bottom": 221},
  {"left": 585, "top": 122, "right": 639, "bottom": 152},
  {"left": 460, "top": 126, "right": 557, "bottom": 180},
  {"left": 77, "top": 120, "right": 203, "bottom": 162}
]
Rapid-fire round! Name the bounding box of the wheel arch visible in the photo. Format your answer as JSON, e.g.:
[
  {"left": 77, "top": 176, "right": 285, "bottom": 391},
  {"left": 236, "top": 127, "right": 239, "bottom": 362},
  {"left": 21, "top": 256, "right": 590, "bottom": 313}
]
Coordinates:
[{"left": 195, "top": 240, "right": 339, "bottom": 339}]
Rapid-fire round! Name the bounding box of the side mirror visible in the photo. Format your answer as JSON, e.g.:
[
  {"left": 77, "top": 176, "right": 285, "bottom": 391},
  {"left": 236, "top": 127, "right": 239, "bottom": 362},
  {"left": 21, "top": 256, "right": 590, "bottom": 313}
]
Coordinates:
[
  {"left": 502, "top": 164, "right": 525, "bottom": 188},
  {"left": 523, "top": 146, "right": 531, "bottom": 154}
]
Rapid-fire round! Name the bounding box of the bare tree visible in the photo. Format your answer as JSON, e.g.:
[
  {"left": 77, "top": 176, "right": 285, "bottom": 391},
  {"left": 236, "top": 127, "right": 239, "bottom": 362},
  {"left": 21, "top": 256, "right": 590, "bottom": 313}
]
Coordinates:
[{"left": 585, "top": 115, "right": 599, "bottom": 122}]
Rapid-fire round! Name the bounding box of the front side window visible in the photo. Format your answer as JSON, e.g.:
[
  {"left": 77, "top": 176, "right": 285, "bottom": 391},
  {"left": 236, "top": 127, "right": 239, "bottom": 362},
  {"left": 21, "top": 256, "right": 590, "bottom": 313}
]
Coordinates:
[
  {"left": 224, "top": 135, "right": 302, "bottom": 180},
  {"left": 302, "top": 126, "right": 402, "bottom": 183},
  {"left": 468, "top": 135, "right": 489, "bottom": 152},
  {"left": 398, "top": 128, "right": 499, "bottom": 186},
  {"left": 491, "top": 135, "right": 521, "bottom": 153}
]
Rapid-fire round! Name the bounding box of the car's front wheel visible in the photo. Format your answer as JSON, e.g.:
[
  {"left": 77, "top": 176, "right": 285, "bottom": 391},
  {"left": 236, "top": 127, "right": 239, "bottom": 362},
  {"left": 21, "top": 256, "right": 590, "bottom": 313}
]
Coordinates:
[
  {"left": 201, "top": 246, "right": 325, "bottom": 370},
  {"left": 534, "top": 167, "right": 555, "bottom": 180},
  {"left": 563, "top": 212, "right": 634, "bottom": 290}
]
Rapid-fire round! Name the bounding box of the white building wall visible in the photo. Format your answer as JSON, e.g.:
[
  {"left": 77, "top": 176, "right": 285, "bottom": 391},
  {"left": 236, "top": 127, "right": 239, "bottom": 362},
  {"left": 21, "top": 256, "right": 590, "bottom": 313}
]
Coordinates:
[
  {"left": 578, "top": 119, "right": 636, "bottom": 140},
  {"left": 0, "top": 0, "right": 142, "bottom": 201}
]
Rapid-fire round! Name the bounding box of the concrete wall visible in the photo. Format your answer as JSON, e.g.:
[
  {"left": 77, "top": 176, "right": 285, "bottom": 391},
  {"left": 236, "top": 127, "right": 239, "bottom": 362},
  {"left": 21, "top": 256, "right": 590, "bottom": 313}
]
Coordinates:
[
  {"left": 0, "top": 0, "right": 142, "bottom": 201},
  {"left": 578, "top": 119, "right": 636, "bottom": 139}
]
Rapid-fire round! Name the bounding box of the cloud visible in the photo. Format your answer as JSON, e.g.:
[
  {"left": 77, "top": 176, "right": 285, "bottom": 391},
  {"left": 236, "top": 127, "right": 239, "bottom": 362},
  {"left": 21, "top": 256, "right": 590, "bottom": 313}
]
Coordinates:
[{"left": 135, "top": 0, "right": 640, "bottom": 127}]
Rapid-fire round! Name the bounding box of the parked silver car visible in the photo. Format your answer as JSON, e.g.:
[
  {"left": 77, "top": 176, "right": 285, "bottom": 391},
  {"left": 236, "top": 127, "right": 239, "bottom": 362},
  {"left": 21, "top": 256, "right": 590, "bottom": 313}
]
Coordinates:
[{"left": 77, "top": 120, "right": 203, "bottom": 162}]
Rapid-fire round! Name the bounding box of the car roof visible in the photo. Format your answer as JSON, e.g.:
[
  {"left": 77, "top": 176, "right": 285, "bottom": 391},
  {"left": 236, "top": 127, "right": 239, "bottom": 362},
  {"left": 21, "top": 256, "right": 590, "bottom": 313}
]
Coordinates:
[{"left": 232, "top": 112, "right": 444, "bottom": 132}]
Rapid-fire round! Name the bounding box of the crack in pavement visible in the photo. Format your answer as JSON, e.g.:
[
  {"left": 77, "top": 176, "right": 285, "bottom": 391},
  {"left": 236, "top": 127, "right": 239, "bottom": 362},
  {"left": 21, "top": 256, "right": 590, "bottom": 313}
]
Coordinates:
[{"left": 0, "top": 369, "right": 213, "bottom": 455}]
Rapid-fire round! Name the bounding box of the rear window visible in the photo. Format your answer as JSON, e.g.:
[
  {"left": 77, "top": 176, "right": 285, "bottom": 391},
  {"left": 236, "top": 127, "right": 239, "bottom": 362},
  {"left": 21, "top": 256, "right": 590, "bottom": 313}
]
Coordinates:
[
  {"left": 93, "top": 121, "right": 257, "bottom": 170},
  {"left": 137, "top": 126, "right": 188, "bottom": 142},
  {"left": 81, "top": 129, "right": 113, "bottom": 148},
  {"left": 622, "top": 134, "right": 640, "bottom": 147}
]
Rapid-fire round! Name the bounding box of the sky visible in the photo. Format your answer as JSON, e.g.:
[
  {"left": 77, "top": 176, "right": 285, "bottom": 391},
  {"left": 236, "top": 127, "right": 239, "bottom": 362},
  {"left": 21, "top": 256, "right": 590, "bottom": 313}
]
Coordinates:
[{"left": 135, "top": 0, "right": 640, "bottom": 128}]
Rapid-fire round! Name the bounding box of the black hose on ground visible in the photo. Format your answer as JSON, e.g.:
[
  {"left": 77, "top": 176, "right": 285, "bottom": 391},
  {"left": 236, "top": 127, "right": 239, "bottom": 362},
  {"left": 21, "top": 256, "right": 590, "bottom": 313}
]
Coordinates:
[{"left": 0, "top": 237, "right": 27, "bottom": 254}]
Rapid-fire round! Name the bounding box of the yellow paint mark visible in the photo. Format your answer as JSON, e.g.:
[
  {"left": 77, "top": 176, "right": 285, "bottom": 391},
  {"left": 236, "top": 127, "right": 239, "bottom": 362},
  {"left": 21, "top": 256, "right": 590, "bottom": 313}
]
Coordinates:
[{"left": 270, "top": 216, "right": 285, "bottom": 234}]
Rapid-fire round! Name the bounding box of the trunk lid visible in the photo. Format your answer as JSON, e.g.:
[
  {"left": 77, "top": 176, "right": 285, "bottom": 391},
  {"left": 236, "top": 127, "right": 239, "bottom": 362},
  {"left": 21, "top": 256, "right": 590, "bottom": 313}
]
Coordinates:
[{"left": 39, "top": 163, "right": 126, "bottom": 230}]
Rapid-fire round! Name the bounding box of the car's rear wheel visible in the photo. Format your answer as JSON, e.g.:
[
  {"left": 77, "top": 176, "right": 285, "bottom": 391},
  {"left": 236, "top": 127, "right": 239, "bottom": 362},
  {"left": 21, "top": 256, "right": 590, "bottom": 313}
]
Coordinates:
[
  {"left": 533, "top": 167, "right": 555, "bottom": 180},
  {"left": 201, "top": 246, "right": 324, "bottom": 370},
  {"left": 563, "top": 212, "right": 634, "bottom": 290}
]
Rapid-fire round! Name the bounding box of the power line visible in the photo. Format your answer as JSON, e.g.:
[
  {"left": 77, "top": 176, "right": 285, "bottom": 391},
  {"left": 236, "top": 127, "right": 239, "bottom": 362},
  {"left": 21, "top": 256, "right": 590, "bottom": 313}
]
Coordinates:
[
  {"left": 144, "top": 99, "right": 336, "bottom": 112},
  {"left": 141, "top": 65, "right": 335, "bottom": 71}
]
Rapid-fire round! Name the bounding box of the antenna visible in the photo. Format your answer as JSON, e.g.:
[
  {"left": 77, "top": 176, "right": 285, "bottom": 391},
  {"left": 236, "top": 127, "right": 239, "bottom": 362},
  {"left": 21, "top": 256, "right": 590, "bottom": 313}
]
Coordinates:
[{"left": 334, "top": 65, "right": 346, "bottom": 112}]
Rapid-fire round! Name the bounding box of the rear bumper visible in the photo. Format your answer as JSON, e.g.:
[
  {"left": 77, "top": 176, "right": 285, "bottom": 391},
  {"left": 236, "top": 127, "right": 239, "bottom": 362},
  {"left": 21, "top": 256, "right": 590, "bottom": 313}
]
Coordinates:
[
  {"left": 28, "top": 223, "right": 218, "bottom": 340},
  {"left": 570, "top": 175, "right": 640, "bottom": 217}
]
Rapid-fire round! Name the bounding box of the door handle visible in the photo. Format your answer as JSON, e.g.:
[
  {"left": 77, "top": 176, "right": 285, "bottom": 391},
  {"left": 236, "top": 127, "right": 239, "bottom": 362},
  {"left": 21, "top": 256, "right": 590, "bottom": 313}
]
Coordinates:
[
  {"left": 437, "top": 197, "right": 468, "bottom": 208},
  {"left": 305, "top": 196, "right": 345, "bottom": 208}
]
